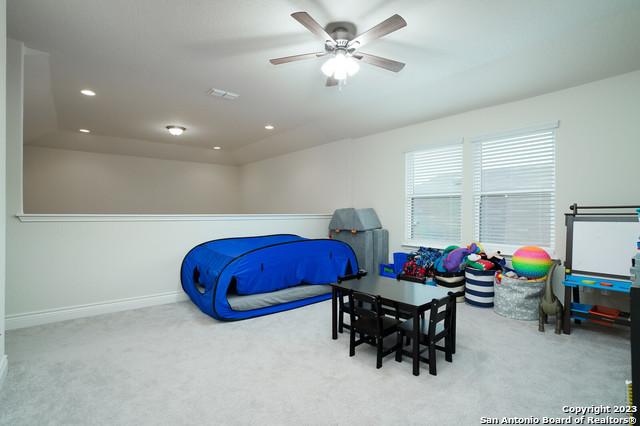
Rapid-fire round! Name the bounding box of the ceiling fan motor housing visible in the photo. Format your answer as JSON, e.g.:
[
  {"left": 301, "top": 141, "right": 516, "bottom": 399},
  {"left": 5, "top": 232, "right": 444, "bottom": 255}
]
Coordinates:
[{"left": 325, "top": 21, "right": 357, "bottom": 42}]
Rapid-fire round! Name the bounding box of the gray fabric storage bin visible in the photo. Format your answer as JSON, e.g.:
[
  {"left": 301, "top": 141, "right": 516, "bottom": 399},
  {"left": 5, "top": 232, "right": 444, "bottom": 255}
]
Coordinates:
[{"left": 493, "top": 275, "right": 545, "bottom": 320}]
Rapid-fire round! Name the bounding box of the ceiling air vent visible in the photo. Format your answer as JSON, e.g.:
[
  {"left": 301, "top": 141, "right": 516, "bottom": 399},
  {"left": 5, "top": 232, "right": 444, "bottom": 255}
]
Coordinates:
[{"left": 207, "top": 88, "right": 239, "bottom": 100}]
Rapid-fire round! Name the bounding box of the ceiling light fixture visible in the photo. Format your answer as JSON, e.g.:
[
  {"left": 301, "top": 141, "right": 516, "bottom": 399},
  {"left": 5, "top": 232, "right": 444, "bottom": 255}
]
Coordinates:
[
  {"left": 79, "top": 128, "right": 91, "bottom": 133},
  {"left": 166, "top": 125, "right": 186, "bottom": 136},
  {"left": 321, "top": 51, "right": 359, "bottom": 81},
  {"left": 80, "top": 89, "right": 96, "bottom": 96},
  {"left": 264, "top": 124, "right": 274, "bottom": 130},
  {"left": 207, "top": 88, "right": 239, "bottom": 100},
  {"left": 213, "top": 146, "right": 221, "bottom": 150}
]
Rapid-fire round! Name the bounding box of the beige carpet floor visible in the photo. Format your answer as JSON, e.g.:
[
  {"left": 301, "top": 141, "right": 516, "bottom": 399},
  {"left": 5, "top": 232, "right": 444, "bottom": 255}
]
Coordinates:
[{"left": 0, "top": 299, "right": 631, "bottom": 425}]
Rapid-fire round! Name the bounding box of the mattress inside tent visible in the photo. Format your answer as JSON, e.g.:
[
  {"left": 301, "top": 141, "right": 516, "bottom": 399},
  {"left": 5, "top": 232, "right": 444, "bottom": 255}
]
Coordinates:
[
  {"left": 227, "top": 284, "right": 332, "bottom": 311},
  {"left": 181, "top": 234, "right": 358, "bottom": 320}
]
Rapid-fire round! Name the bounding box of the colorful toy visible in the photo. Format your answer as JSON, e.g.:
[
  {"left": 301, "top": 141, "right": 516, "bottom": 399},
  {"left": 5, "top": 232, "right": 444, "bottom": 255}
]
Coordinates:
[
  {"left": 400, "top": 247, "right": 442, "bottom": 279},
  {"left": 468, "top": 242, "right": 484, "bottom": 255},
  {"left": 512, "top": 246, "right": 553, "bottom": 279},
  {"left": 401, "top": 259, "right": 427, "bottom": 279},
  {"left": 488, "top": 251, "right": 506, "bottom": 269},
  {"left": 442, "top": 242, "right": 485, "bottom": 272},
  {"left": 435, "top": 245, "right": 458, "bottom": 272},
  {"left": 443, "top": 247, "right": 470, "bottom": 271},
  {"left": 467, "top": 258, "right": 494, "bottom": 271}
]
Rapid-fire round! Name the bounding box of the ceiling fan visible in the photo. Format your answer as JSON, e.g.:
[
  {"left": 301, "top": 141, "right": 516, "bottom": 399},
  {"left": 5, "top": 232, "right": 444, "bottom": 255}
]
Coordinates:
[{"left": 270, "top": 12, "right": 407, "bottom": 87}]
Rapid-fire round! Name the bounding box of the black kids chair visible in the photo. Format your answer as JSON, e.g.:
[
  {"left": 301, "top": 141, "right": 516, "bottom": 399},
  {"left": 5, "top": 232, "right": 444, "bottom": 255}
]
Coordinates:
[
  {"left": 395, "top": 292, "right": 457, "bottom": 376},
  {"left": 348, "top": 291, "right": 401, "bottom": 369}
]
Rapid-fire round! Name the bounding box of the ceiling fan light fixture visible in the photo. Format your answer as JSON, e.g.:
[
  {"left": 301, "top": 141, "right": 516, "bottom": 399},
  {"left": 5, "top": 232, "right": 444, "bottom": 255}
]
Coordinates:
[
  {"left": 333, "top": 67, "right": 347, "bottom": 81},
  {"left": 345, "top": 57, "right": 360, "bottom": 76},
  {"left": 321, "top": 51, "right": 359, "bottom": 80},
  {"left": 321, "top": 57, "right": 336, "bottom": 77}
]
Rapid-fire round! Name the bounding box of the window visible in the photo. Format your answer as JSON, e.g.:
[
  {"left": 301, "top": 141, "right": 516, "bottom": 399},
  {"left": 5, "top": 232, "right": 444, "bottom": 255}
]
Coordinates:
[
  {"left": 405, "top": 144, "right": 463, "bottom": 246},
  {"left": 472, "top": 124, "right": 557, "bottom": 252}
]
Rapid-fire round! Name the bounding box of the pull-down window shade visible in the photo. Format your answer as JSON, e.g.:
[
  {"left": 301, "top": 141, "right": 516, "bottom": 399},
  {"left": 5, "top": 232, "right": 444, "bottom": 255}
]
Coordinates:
[
  {"left": 405, "top": 144, "right": 463, "bottom": 245},
  {"left": 472, "top": 124, "right": 557, "bottom": 251}
]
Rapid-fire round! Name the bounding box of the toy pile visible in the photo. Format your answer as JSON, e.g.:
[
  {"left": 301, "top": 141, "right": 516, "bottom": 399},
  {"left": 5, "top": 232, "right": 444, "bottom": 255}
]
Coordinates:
[
  {"left": 399, "top": 243, "right": 506, "bottom": 281},
  {"left": 434, "top": 243, "right": 506, "bottom": 273},
  {"left": 400, "top": 247, "right": 442, "bottom": 281}
]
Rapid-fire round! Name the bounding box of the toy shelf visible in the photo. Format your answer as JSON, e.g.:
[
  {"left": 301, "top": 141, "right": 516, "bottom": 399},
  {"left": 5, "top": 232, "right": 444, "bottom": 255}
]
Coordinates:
[
  {"left": 563, "top": 275, "right": 631, "bottom": 331},
  {"left": 569, "top": 302, "right": 631, "bottom": 327},
  {"left": 563, "top": 275, "right": 631, "bottom": 294}
]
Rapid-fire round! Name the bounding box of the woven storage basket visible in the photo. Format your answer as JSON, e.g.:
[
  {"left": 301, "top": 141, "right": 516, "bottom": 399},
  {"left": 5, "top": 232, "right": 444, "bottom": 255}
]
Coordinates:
[
  {"left": 493, "top": 274, "right": 545, "bottom": 320},
  {"left": 434, "top": 271, "right": 465, "bottom": 302},
  {"left": 464, "top": 268, "right": 496, "bottom": 308}
]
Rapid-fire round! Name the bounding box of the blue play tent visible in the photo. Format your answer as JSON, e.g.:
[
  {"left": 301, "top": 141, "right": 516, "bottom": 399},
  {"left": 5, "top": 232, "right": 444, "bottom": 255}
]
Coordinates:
[{"left": 181, "top": 234, "right": 358, "bottom": 320}]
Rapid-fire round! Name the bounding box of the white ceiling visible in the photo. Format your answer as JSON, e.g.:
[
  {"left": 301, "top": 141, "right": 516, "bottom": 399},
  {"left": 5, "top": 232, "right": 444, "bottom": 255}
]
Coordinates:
[{"left": 9, "top": 0, "right": 640, "bottom": 165}]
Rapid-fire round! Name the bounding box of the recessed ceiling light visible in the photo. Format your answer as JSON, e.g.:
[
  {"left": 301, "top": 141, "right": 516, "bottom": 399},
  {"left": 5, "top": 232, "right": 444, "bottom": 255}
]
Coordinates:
[
  {"left": 79, "top": 128, "right": 91, "bottom": 133},
  {"left": 166, "top": 125, "right": 186, "bottom": 136},
  {"left": 213, "top": 146, "right": 221, "bottom": 150},
  {"left": 80, "top": 89, "right": 96, "bottom": 96},
  {"left": 264, "top": 124, "right": 274, "bottom": 130}
]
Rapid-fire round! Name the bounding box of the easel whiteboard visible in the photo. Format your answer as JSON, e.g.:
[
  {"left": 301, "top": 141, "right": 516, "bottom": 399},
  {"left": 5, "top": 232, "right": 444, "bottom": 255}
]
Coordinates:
[{"left": 571, "top": 219, "right": 639, "bottom": 278}]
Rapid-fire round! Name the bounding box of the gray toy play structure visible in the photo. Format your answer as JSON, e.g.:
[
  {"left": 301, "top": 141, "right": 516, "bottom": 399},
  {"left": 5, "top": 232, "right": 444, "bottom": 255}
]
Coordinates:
[
  {"left": 538, "top": 261, "right": 563, "bottom": 334},
  {"left": 329, "top": 208, "right": 389, "bottom": 275}
]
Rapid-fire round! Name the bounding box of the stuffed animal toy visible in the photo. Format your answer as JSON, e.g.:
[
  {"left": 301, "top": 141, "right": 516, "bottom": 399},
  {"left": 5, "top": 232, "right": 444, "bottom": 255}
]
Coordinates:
[
  {"left": 444, "top": 246, "right": 474, "bottom": 272},
  {"left": 487, "top": 251, "right": 506, "bottom": 269},
  {"left": 468, "top": 242, "right": 484, "bottom": 255},
  {"left": 466, "top": 254, "right": 495, "bottom": 271}
]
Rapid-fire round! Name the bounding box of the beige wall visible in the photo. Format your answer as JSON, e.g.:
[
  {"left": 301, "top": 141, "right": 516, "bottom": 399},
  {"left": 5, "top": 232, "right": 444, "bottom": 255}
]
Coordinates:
[
  {"left": 242, "top": 70, "right": 640, "bottom": 256},
  {"left": 240, "top": 139, "right": 352, "bottom": 214},
  {"left": 24, "top": 146, "right": 242, "bottom": 214}
]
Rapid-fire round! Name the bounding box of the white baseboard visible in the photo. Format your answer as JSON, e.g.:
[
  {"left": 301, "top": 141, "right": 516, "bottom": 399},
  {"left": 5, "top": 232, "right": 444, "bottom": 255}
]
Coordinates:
[
  {"left": 5, "top": 291, "right": 188, "bottom": 330},
  {"left": 0, "top": 355, "right": 7, "bottom": 389}
]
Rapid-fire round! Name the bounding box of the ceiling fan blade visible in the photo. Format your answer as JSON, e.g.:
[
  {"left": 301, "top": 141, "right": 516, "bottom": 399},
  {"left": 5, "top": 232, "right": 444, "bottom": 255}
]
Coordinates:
[
  {"left": 347, "top": 14, "right": 407, "bottom": 49},
  {"left": 269, "top": 52, "right": 326, "bottom": 65},
  {"left": 353, "top": 52, "right": 405, "bottom": 72},
  {"left": 326, "top": 76, "right": 338, "bottom": 87},
  {"left": 291, "top": 12, "right": 336, "bottom": 46}
]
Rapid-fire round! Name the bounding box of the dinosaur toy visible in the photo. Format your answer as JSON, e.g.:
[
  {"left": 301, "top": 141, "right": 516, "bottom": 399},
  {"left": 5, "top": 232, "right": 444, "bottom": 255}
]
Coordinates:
[{"left": 538, "top": 261, "right": 563, "bottom": 334}]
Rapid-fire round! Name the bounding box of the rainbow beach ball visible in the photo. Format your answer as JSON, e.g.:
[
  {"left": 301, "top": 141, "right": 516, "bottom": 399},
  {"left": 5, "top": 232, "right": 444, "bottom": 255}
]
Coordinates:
[{"left": 512, "top": 246, "right": 552, "bottom": 279}]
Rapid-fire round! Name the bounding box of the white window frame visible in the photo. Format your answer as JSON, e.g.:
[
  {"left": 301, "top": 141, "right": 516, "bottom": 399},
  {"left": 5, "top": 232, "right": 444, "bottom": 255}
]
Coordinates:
[
  {"left": 404, "top": 143, "right": 463, "bottom": 249},
  {"left": 471, "top": 122, "right": 558, "bottom": 256}
]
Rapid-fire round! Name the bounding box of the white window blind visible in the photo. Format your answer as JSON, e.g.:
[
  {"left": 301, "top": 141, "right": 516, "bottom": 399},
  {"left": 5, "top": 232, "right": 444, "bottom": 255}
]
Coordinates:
[
  {"left": 406, "top": 144, "right": 463, "bottom": 245},
  {"left": 472, "top": 125, "right": 557, "bottom": 251}
]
